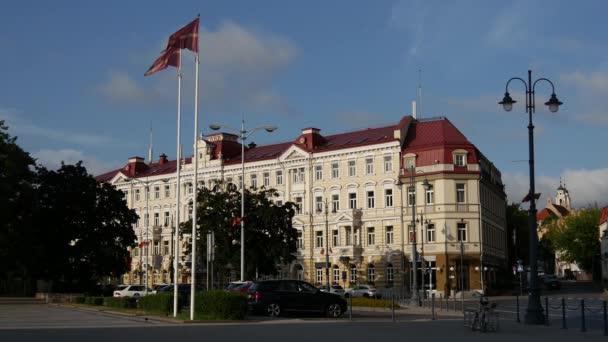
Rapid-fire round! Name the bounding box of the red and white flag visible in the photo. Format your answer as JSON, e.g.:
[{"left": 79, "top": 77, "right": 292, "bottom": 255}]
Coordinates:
[
  {"left": 144, "top": 47, "right": 181, "bottom": 76},
  {"left": 166, "top": 17, "right": 199, "bottom": 53}
]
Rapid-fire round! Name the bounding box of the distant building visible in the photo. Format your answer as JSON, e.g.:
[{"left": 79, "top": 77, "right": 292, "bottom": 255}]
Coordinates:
[
  {"left": 600, "top": 207, "right": 608, "bottom": 288},
  {"left": 96, "top": 115, "right": 507, "bottom": 295}
]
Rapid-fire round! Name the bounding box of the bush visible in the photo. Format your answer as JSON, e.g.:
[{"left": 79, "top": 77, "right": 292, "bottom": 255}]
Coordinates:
[
  {"left": 196, "top": 291, "right": 247, "bottom": 320},
  {"left": 84, "top": 296, "right": 104, "bottom": 306},
  {"left": 351, "top": 297, "right": 393, "bottom": 308},
  {"left": 73, "top": 296, "right": 86, "bottom": 304},
  {"left": 138, "top": 293, "right": 176, "bottom": 315},
  {"left": 103, "top": 297, "right": 137, "bottom": 309}
]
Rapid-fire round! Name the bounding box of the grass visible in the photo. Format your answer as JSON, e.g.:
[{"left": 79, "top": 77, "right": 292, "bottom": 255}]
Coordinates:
[{"left": 350, "top": 297, "right": 394, "bottom": 309}]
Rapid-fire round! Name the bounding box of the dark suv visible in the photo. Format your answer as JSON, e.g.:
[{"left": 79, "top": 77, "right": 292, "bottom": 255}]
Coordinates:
[{"left": 248, "top": 280, "right": 347, "bottom": 318}]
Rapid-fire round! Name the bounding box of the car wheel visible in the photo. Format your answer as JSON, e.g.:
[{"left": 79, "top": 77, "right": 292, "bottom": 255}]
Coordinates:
[
  {"left": 326, "top": 303, "right": 343, "bottom": 318},
  {"left": 266, "top": 303, "right": 281, "bottom": 317},
  {"left": 133, "top": 293, "right": 140, "bottom": 297}
]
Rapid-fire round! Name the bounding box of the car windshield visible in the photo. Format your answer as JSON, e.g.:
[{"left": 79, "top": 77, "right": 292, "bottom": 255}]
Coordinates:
[
  {"left": 331, "top": 286, "right": 343, "bottom": 290},
  {"left": 299, "top": 282, "right": 318, "bottom": 293},
  {"left": 116, "top": 286, "right": 127, "bottom": 291}
]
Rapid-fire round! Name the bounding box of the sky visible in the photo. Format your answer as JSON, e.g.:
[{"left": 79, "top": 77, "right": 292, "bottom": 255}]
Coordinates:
[{"left": 1, "top": 0, "right": 607, "bottom": 209}]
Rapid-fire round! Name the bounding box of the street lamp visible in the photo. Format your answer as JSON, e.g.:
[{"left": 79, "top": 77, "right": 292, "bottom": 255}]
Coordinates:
[
  {"left": 209, "top": 120, "right": 277, "bottom": 282},
  {"left": 499, "top": 69, "right": 563, "bottom": 325},
  {"left": 317, "top": 199, "right": 336, "bottom": 291},
  {"left": 420, "top": 178, "right": 430, "bottom": 299},
  {"left": 404, "top": 165, "right": 419, "bottom": 302}
]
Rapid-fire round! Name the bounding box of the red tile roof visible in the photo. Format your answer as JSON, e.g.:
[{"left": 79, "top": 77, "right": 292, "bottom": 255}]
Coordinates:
[
  {"left": 601, "top": 207, "right": 608, "bottom": 225},
  {"left": 553, "top": 204, "right": 570, "bottom": 217},
  {"left": 537, "top": 208, "right": 555, "bottom": 222}
]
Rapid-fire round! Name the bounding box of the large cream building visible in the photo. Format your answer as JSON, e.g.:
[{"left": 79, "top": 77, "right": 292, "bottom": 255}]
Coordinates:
[{"left": 97, "top": 115, "right": 507, "bottom": 296}]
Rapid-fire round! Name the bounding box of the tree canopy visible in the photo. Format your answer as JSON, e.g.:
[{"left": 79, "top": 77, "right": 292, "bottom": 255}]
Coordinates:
[
  {"left": 0, "top": 121, "right": 137, "bottom": 294},
  {"left": 544, "top": 208, "right": 601, "bottom": 272},
  {"left": 181, "top": 182, "right": 297, "bottom": 281}
]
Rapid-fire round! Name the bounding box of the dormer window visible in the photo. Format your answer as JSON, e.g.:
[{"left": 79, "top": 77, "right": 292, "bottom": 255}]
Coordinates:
[
  {"left": 455, "top": 154, "right": 465, "bottom": 167},
  {"left": 405, "top": 158, "right": 415, "bottom": 169},
  {"left": 452, "top": 149, "right": 468, "bottom": 167}
]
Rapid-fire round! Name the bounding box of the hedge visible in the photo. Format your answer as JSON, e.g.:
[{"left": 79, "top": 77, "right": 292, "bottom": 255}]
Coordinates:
[
  {"left": 138, "top": 293, "right": 176, "bottom": 315},
  {"left": 84, "top": 296, "right": 104, "bottom": 306},
  {"left": 73, "top": 296, "right": 86, "bottom": 304},
  {"left": 196, "top": 291, "right": 247, "bottom": 320},
  {"left": 351, "top": 297, "right": 393, "bottom": 309},
  {"left": 103, "top": 297, "right": 138, "bottom": 309}
]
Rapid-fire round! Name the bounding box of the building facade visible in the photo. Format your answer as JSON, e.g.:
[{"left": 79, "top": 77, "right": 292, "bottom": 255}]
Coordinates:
[{"left": 97, "top": 115, "right": 507, "bottom": 296}]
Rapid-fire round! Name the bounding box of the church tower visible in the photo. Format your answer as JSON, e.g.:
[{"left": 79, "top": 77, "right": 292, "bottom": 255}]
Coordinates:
[{"left": 555, "top": 178, "right": 571, "bottom": 209}]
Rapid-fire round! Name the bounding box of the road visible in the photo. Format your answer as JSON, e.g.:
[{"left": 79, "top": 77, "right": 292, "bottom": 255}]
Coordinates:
[{"left": 1, "top": 303, "right": 607, "bottom": 342}]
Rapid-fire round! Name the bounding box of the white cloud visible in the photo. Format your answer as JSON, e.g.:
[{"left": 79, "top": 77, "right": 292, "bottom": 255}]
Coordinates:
[
  {"left": 503, "top": 168, "right": 608, "bottom": 209},
  {"left": 560, "top": 70, "right": 608, "bottom": 125},
  {"left": 97, "top": 71, "right": 158, "bottom": 105},
  {"left": 388, "top": 0, "right": 428, "bottom": 57},
  {"left": 32, "top": 149, "right": 121, "bottom": 176}
]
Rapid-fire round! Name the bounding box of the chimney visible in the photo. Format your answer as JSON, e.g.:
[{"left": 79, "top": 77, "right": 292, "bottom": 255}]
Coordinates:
[
  {"left": 412, "top": 100, "right": 417, "bottom": 119},
  {"left": 126, "top": 156, "right": 146, "bottom": 177},
  {"left": 158, "top": 153, "right": 168, "bottom": 165},
  {"left": 297, "top": 127, "right": 325, "bottom": 151}
]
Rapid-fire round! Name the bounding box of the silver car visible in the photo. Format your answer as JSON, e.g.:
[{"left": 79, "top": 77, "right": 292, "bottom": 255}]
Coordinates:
[
  {"left": 113, "top": 285, "right": 151, "bottom": 297},
  {"left": 318, "top": 285, "right": 345, "bottom": 296},
  {"left": 345, "top": 285, "right": 380, "bottom": 298}
]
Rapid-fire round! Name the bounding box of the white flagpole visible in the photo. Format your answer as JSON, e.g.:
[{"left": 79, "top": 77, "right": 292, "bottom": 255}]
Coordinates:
[
  {"left": 173, "top": 49, "right": 182, "bottom": 318},
  {"left": 190, "top": 51, "right": 200, "bottom": 320}
]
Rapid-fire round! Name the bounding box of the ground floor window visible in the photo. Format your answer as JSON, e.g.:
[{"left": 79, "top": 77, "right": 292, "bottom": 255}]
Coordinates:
[
  {"left": 333, "top": 267, "right": 340, "bottom": 284},
  {"left": 350, "top": 265, "right": 357, "bottom": 283},
  {"left": 367, "top": 264, "right": 375, "bottom": 283},
  {"left": 316, "top": 268, "right": 323, "bottom": 284}
]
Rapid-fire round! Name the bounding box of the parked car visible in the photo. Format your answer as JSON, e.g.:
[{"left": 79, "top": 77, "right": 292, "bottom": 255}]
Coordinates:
[
  {"left": 225, "top": 281, "right": 248, "bottom": 291},
  {"left": 248, "top": 280, "right": 347, "bottom": 318},
  {"left": 230, "top": 281, "right": 254, "bottom": 294},
  {"left": 318, "top": 285, "right": 345, "bottom": 296},
  {"left": 542, "top": 274, "right": 561, "bottom": 290},
  {"left": 152, "top": 284, "right": 170, "bottom": 294},
  {"left": 113, "top": 285, "right": 152, "bottom": 297},
  {"left": 156, "top": 283, "right": 202, "bottom": 295},
  {"left": 345, "top": 285, "right": 380, "bottom": 298}
]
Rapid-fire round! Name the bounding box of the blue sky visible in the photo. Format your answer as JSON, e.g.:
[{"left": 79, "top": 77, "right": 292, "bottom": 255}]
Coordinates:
[{"left": 1, "top": 0, "right": 607, "bottom": 208}]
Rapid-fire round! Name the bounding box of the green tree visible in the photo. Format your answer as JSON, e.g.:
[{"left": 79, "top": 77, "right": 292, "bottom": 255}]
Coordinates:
[
  {"left": 182, "top": 182, "right": 297, "bottom": 282},
  {"left": 506, "top": 203, "right": 530, "bottom": 266},
  {"left": 34, "top": 162, "right": 137, "bottom": 291},
  {"left": 0, "top": 121, "right": 37, "bottom": 294},
  {"left": 545, "top": 208, "right": 601, "bottom": 272}
]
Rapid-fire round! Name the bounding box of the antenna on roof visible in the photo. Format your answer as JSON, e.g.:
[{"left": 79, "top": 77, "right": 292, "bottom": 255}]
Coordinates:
[
  {"left": 418, "top": 68, "right": 423, "bottom": 119},
  {"left": 148, "top": 123, "right": 153, "bottom": 164}
]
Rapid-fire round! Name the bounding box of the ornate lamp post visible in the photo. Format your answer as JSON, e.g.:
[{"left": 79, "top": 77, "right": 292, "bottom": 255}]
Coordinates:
[
  {"left": 317, "top": 199, "right": 336, "bottom": 291},
  {"left": 209, "top": 120, "right": 277, "bottom": 281},
  {"left": 499, "top": 69, "right": 563, "bottom": 325}
]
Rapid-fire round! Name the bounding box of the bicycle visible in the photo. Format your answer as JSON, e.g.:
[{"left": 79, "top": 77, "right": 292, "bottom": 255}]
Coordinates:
[{"left": 470, "top": 295, "right": 498, "bottom": 332}]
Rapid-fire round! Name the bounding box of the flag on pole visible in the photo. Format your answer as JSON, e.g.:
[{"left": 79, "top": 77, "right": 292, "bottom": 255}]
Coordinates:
[
  {"left": 144, "top": 47, "right": 181, "bottom": 76},
  {"left": 166, "top": 17, "right": 199, "bottom": 52}
]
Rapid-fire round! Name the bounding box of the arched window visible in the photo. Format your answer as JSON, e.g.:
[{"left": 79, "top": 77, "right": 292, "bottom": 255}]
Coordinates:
[{"left": 367, "top": 264, "right": 375, "bottom": 283}]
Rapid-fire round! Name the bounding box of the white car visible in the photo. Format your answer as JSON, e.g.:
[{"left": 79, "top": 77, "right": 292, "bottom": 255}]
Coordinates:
[
  {"left": 113, "top": 285, "right": 151, "bottom": 297},
  {"left": 345, "top": 285, "right": 380, "bottom": 298}
]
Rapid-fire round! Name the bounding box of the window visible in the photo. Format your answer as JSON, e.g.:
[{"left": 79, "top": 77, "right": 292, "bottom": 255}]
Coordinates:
[
  {"left": 387, "top": 263, "right": 394, "bottom": 282},
  {"left": 187, "top": 183, "right": 193, "bottom": 194},
  {"left": 263, "top": 172, "right": 270, "bottom": 187},
  {"left": 332, "top": 229, "right": 339, "bottom": 246},
  {"left": 295, "top": 197, "right": 303, "bottom": 215},
  {"left": 164, "top": 212, "right": 170, "bottom": 226},
  {"left": 457, "top": 223, "right": 467, "bottom": 241},
  {"left": 144, "top": 213, "right": 149, "bottom": 227},
  {"left": 425, "top": 185, "right": 434, "bottom": 205},
  {"left": 345, "top": 227, "right": 352, "bottom": 246},
  {"left": 316, "top": 268, "right": 323, "bottom": 283},
  {"left": 456, "top": 184, "right": 466, "bottom": 204},
  {"left": 123, "top": 190, "right": 128, "bottom": 200},
  {"left": 405, "top": 158, "right": 415, "bottom": 169},
  {"left": 163, "top": 241, "right": 169, "bottom": 255},
  {"left": 315, "top": 165, "right": 323, "bottom": 180},
  {"left": 297, "top": 231, "right": 303, "bottom": 249},
  {"left": 331, "top": 162, "right": 339, "bottom": 178},
  {"left": 386, "top": 226, "right": 394, "bottom": 244},
  {"left": 333, "top": 268, "right": 340, "bottom": 284},
  {"left": 315, "top": 196, "right": 323, "bottom": 213},
  {"left": 385, "top": 189, "right": 393, "bottom": 207},
  {"left": 276, "top": 170, "right": 283, "bottom": 185},
  {"left": 384, "top": 155, "right": 392, "bottom": 172},
  {"left": 455, "top": 154, "right": 466, "bottom": 167},
  {"left": 408, "top": 186, "right": 416, "bottom": 206},
  {"left": 367, "top": 227, "right": 375, "bottom": 245},
  {"left": 367, "top": 191, "right": 375, "bottom": 209},
  {"left": 293, "top": 168, "right": 305, "bottom": 183},
  {"left": 154, "top": 212, "right": 160, "bottom": 226},
  {"left": 367, "top": 264, "right": 375, "bottom": 282},
  {"left": 350, "top": 265, "right": 357, "bottom": 283},
  {"left": 135, "top": 189, "right": 140, "bottom": 201},
  {"left": 154, "top": 186, "right": 160, "bottom": 199},
  {"left": 408, "top": 225, "right": 415, "bottom": 243},
  {"left": 365, "top": 157, "right": 374, "bottom": 174},
  {"left": 154, "top": 241, "right": 160, "bottom": 255},
  {"left": 427, "top": 223, "right": 435, "bottom": 242},
  {"left": 349, "top": 193, "right": 357, "bottom": 209},
  {"left": 316, "top": 231, "right": 323, "bottom": 248},
  {"left": 250, "top": 174, "right": 257, "bottom": 189},
  {"left": 332, "top": 194, "right": 340, "bottom": 211},
  {"left": 348, "top": 160, "right": 356, "bottom": 176}
]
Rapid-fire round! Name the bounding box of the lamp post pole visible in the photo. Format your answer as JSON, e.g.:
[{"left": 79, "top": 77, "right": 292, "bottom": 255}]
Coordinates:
[
  {"left": 499, "top": 69, "right": 563, "bottom": 325},
  {"left": 409, "top": 165, "right": 419, "bottom": 301},
  {"left": 325, "top": 200, "right": 330, "bottom": 291},
  {"left": 209, "top": 121, "right": 277, "bottom": 282}
]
